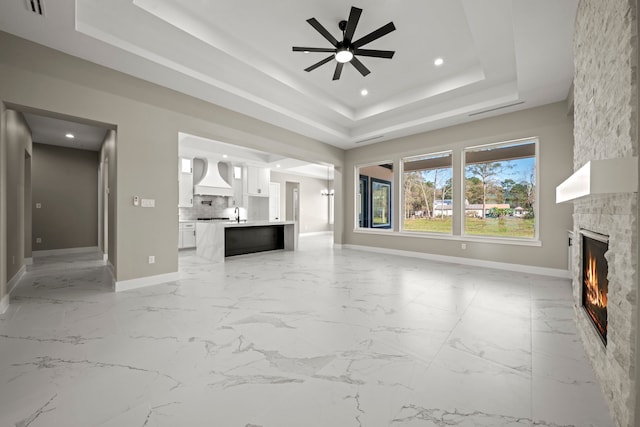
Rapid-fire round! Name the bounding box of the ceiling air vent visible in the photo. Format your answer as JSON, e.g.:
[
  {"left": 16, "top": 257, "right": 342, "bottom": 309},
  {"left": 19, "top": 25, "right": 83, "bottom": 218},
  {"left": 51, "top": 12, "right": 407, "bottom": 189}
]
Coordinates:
[
  {"left": 25, "top": 0, "right": 45, "bottom": 16},
  {"left": 468, "top": 101, "right": 525, "bottom": 117},
  {"left": 355, "top": 135, "right": 384, "bottom": 144}
]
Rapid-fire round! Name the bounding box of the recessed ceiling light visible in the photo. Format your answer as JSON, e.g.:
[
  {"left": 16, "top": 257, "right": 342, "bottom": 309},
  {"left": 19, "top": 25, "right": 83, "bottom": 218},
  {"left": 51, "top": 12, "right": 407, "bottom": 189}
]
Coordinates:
[
  {"left": 276, "top": 164, "right": 281, "bottom": 168},
  {"left": 303, "top": 50, "right": 310, "bottom": 54},
  {"left": 360, "top": 89, "right": 369, "bottom": 96},
  {"left": 434, "top": 57, "right": 444, "bottom": 66},
  {"left": 222, "top": 154, "right": 228, "bottom": 158},
  {"left": 65, "top": 133, "right": 75, "bottom": 139}
]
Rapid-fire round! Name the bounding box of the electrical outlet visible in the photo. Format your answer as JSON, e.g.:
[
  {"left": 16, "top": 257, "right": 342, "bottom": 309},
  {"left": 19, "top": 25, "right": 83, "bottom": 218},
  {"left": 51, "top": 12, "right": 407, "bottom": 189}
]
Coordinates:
[
  {"left": 148, "top": 255, "right": 155, "bottom": 264},
  {"left": 36, "top": 237, "right": 42, "bottom": 244},
  {"left": 35, "top": 203, "right": 42, "bottom": 209},
  {"left": 461, "top": 243, "right": 467, "bottom": 250},
  {"left": 12, "top": 256, "right": 15, "bottom": 265},
  {"left": 141, "top": 198, "right": 155, "bottom": 208}
]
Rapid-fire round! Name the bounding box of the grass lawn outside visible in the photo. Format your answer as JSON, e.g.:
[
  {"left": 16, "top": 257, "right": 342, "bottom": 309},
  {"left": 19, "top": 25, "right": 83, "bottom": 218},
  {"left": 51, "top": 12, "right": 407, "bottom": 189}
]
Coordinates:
[{"left": 403, "top": 217, "right": 535, "bottom": 238}]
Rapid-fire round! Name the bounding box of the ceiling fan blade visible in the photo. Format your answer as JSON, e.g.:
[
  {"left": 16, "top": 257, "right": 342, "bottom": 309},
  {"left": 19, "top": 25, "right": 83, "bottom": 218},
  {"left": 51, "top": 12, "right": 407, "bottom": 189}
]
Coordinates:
[
  {"left": 293, "top": 47, "right": 337, "bottom": 53},
  {"left": 307, "top": 17, "right": 339, "bottom": 47},
  {"left": 332, "top": 62, "right": 344, "bottom": 81},
  {"left": 304, "top": 55, "right": 334, "bottom": 72},
  {"left": 352, "top": 22, "right": 396, "bottom": 48},
  {"left": 350, "top": 57, "right": 371, "bottom": 77},
  {"left": 343, "top": 7, "right": 362, "bottom": 42},
  {"left": 354, "top": 49, "right": 395, "bottom": 59}
]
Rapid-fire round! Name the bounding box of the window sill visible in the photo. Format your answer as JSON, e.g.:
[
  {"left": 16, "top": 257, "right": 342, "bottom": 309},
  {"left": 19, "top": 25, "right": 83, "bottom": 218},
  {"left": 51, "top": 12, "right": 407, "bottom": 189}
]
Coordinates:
[
  {"left": 355, "top": 228, "right": 542, "bottom": 247},
  {"left": 354, "top": 228, "right": 395, "bottom": 235}
]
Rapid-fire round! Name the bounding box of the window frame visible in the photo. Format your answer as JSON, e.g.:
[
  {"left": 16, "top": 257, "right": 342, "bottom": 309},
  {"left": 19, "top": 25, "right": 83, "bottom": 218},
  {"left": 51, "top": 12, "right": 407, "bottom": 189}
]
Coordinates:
[
  {"left": 400, "top": 150, "right": 454, "bottom": 236},
  {"left": 461, "top": 138, "right": 540, "bottom": 242}
]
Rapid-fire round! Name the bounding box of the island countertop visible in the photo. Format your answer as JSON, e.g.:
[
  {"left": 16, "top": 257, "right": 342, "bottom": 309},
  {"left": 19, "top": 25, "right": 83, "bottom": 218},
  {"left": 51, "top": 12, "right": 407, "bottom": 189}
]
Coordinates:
[{"left": 196, "top": 220, "right": 296, "bottom": 261}]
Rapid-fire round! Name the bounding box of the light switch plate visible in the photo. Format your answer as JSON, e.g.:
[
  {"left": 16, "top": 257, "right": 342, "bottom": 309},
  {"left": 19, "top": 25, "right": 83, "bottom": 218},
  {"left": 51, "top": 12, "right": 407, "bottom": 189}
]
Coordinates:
[{"left": 141, "top": 199, "right": 155, "bottom": 208}]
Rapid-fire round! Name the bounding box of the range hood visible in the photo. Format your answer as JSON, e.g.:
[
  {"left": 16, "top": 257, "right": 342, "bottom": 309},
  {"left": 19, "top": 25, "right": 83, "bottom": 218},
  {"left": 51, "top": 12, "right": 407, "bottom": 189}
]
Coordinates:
[
  {"left": 194, "top": 157, "right": 233, "bottom": 197},
  {"left": 556, "top": 157, "right": 638, "bottom": 203}
]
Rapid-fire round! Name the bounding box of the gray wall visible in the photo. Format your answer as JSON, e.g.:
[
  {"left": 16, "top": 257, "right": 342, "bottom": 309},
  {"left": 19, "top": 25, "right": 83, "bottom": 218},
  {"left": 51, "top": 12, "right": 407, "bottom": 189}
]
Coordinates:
[
  {"left": 32, "top": 143, "right": 99, "bottom": 251},
  {"left": 344, "top": 102, "right": 574, "bottom": 270},
  {"left": 270, "top": 171, "right": 333, "bottom": 234},
  {"left": 0, "top": 31, "right": 344, "bottom": 285},
  {"left": 3, "top": 110, "right": 32, "bottom": 284},
  {"left": 99, "top": 130, "right": 117, "bottom": 266},
  {"left": 0, "top": 101, "right": 5, "bottom": 303}
]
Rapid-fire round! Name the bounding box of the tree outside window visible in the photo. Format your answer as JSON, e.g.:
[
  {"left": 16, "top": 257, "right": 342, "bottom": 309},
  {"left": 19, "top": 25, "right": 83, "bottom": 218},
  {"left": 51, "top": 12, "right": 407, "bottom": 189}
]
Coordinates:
[
  {"left": 402, "top": 152, "right": 453, "bottom": 234},
  {"left": 464, "top": 140, "right": 537, "bottom": 238}
]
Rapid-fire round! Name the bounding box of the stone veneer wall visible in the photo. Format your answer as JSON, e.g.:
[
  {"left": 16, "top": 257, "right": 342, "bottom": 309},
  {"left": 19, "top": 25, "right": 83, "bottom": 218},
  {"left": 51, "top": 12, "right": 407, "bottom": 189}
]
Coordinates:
[{"left": 572, "top": 1, "right": 638, "bottom": 426}]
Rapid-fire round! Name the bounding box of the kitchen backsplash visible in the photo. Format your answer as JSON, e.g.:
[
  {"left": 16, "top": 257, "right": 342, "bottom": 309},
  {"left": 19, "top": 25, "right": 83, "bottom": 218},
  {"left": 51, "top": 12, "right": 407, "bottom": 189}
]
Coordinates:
[
  {"left": 179, "top": 195, "right": 234, "bottom": 220},
  {"left": 179, "top": 194, "right": 267, "bottom": 221}
]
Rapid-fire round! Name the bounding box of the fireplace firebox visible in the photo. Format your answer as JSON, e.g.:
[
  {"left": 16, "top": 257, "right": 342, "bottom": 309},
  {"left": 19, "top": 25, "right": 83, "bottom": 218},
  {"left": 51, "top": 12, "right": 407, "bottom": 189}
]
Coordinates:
[{"left": 581, "top": 230, "right": 609, "bottom": 345}]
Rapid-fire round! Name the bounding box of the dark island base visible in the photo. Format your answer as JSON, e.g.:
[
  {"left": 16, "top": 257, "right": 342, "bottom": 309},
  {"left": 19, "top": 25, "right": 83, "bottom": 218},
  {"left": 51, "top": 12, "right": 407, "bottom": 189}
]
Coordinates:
[{"left": 225, "top": 225, "right": 285, "bottom": 257}]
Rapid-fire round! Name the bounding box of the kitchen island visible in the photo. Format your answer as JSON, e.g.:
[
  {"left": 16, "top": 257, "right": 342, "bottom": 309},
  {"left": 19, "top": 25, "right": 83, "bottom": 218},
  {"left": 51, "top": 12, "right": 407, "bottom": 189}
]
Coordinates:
[{"left": 196, "top": 220, "right": 296, "bottom": 262}]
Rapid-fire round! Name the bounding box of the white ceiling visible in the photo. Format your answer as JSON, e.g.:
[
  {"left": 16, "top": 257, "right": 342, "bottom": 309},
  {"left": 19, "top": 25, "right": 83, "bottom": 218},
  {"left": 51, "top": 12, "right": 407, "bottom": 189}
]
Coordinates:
[
  {"left": 179, "top": 133, "right": 333, "bottom": 180},
  {"left": 0, "top": 0, "right": 578, "bottom": 150},
  {"left": 23, "top": 113, "right": 109, "bottom": 152}
]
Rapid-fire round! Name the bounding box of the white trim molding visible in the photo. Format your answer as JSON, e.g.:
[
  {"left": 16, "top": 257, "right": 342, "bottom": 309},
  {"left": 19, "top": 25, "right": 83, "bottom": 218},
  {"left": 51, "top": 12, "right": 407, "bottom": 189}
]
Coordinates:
[
  {"left": 0, "top": 295, "right": 8, "bottom": 314},
  {"left": 342, "top": 244, "right": 570, "bottom": 279},
  {"left": 7, "top": 265, "right": 26, "bottom": 295},
  {"left": 24, "top": 257, "right": 33, "bottom": 265},
  {"left": 114, "top": 272, "right": 181, "bottom": 292},
  {"left": 300, "top": 231, "right": 333, "bottom": 237},
  {"left": 1, "top": 265, "right": 28, "bottom": 314}
]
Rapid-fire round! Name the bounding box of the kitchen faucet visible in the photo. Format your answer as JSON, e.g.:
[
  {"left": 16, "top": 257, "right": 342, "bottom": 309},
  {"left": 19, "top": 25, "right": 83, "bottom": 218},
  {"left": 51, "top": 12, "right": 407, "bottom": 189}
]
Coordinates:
[{"left": 234, "top": 206, "right": 240, "bottom": 223}]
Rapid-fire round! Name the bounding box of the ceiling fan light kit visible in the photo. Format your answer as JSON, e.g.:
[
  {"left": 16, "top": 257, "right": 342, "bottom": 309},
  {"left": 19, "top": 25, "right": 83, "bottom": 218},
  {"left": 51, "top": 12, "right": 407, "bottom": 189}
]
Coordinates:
[{"left": 292, "top": 6, "right": 396, "bottom": 81}]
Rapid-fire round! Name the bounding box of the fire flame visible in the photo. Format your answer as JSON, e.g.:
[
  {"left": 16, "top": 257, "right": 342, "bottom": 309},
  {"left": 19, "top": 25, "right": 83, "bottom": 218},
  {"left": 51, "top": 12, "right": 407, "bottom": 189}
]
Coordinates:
[{"left": 584, "top": 251, "right": 607, "bottom": 308}]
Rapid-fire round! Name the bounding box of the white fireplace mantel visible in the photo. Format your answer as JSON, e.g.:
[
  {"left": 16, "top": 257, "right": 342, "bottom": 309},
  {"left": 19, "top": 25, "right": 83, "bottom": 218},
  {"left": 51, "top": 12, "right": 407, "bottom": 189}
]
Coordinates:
[{"left": 556, "top": 157, "right": 638, "bottom": 203}]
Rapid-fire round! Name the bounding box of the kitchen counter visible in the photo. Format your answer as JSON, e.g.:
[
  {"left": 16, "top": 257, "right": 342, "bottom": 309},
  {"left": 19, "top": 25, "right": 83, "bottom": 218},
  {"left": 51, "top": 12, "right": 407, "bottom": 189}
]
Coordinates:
[{"left": 196, "top": 220, "right": 296, "bottom": 262}]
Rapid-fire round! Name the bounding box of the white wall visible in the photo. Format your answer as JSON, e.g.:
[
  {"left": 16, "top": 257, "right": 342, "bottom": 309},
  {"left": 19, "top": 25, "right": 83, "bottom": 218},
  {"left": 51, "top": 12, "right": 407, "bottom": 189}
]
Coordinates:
[{"left": 270, "top": 170, "right": 333, "bottom": 234}]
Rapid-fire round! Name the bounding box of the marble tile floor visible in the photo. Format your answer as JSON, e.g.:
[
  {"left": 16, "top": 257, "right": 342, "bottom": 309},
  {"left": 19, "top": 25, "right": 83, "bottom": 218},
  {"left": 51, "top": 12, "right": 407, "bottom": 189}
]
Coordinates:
[{"left": 0, "top": 234, "right": 614, "bottom": 426}]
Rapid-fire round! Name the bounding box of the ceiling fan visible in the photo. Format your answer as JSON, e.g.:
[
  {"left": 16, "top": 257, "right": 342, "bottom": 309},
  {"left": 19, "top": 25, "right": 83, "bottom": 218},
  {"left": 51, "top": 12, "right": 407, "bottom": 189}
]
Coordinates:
[{"left": 292, "top": 6, "right": 396, "bottom": 81}]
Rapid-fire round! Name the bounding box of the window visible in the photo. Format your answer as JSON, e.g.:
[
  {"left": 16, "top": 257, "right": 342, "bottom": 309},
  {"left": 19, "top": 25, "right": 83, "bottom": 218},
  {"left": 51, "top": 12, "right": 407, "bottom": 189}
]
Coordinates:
[
  {"left": 463, "top": 139, "right": 537, "bottom": 239},
  {"left": 402, "top": 151, "right": 453, "bottom": 234},
  {"left": 357, "top": 163, "right": 393, "bottom": 229}
]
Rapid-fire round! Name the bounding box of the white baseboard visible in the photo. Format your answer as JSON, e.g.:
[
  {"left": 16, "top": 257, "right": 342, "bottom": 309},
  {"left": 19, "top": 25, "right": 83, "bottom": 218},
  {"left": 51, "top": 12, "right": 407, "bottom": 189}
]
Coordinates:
[
  {"left": 300, "top": 231, "right": 333, "bottom": 237},
  {"left": 24, "top": 257, "right": 33, "bottom": 265},
  {"left": 7, "top": 265, "right": 26, "bottom": 294},
  {"left": 103, "top": 253, "right": 108, "bottom": 262},
  {"left": 333, "top": 243, "right": 344, "bottom": 249},
  {"left": 342, "top": 244, "right": 571, "bottom": 279},
  {"left": 33, "top": 246, "right": 100, "bottom": 257},
  {"left": 0, "top": 294, "right": 8, "bottom": 314},
  {"left": 114, "top": 272, "right": 181, "bottom": 292},
  {"left": 1, "top": 265, "right": 27, "bottom": 314}
]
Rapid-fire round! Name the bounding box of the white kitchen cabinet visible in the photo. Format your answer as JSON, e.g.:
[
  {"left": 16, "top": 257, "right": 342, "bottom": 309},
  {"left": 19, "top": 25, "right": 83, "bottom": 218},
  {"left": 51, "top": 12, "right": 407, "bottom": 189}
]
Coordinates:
[
  {"left": 246, "top": 166, "right": 270, "bottom": 197},
  {"left": 182, "top": 223, "right": 196, "bottom": 248},
  {"left": 179, "top": 222, "right": 196, "bottom": 249},
  {"left": 178, "top": 157, "right": 194, "bottom": 207}
]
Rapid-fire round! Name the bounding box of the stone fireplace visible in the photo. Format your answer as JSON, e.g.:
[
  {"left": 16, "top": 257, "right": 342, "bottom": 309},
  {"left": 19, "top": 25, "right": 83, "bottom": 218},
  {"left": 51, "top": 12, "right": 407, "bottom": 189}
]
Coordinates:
[
  {"left": 570, "top": 1, "right": 639, "bottom": 426},
  {"left": 580, "top": 230, "right": 609, "bottom": 345}
]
